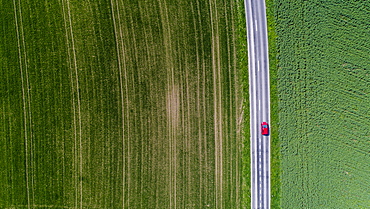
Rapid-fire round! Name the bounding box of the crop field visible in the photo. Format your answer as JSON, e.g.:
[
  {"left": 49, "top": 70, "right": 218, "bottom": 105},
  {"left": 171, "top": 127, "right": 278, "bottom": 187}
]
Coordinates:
[
  {"left": 1, "top": 0, "right": 246, "bottom": 208},
  {"left": 274, "top": 0, "right": 370, "bottom": 208}
]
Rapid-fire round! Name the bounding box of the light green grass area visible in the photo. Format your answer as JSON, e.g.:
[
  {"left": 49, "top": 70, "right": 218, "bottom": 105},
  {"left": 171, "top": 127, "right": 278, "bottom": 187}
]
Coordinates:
[
  {"left": 235, "top": 0, "right": 250, "bottom": 208},
  {"left": 1, "top": 0, "right": 246, "bottom": 208},
  {"left": 274, "top": 0, "right": 370, "bottom": 208}
]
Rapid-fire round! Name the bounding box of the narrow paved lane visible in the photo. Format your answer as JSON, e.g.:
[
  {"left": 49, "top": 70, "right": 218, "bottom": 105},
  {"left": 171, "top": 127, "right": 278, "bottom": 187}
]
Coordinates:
[{"left": 244, "top": 0, "right": 271, "bottom": 208}]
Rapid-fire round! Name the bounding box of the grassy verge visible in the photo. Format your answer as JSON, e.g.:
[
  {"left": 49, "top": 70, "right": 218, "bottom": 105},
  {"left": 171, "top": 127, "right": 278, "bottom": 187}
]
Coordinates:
[
  {"left": 265, "top": 0, "right": 281, "bottom": 208},
  {"left": 235, "top": 0, "right": 250, "bottom": 208}
]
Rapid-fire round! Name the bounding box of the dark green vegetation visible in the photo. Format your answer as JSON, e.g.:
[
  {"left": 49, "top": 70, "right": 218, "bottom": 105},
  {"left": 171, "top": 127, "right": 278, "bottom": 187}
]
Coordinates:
[
  {"left": 1, "top": 0, "right": 246, "bottom": 208},
  {"left": 274, "top": 0, "right": 370, "bottom": 208}
]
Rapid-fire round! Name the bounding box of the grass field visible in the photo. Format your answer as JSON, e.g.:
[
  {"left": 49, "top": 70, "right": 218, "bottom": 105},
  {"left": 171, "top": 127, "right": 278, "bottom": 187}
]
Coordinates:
[
  {"left": 1, "top": 0, "right": 246, "bottom": 208},
  {"left": 274, "top": 0, "right": 370, "bottom": 208}
]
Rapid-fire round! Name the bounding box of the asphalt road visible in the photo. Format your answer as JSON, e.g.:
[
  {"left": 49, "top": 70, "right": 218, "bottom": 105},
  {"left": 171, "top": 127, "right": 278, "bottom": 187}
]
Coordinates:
[{"left": 244, "top": 0, "right": 271, "bottom": 208}]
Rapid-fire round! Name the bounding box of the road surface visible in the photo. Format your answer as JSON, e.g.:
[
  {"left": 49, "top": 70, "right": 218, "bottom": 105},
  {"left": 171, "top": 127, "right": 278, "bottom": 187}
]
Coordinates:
[{"left": 244, "top": 0, "right": 271, "bottom": 208}]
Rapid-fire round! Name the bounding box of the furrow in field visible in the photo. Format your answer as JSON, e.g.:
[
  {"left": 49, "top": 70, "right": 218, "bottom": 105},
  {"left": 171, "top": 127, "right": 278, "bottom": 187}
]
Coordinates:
[
  {"left": 194, "top": 0, "right": 209, "bottom": 205},
  {"left": 143, "top": 6, "right": 158, "bottom": 206},
  {"left": 189, "top": 2, "right": 203, "bottom": 207},
  {"left": 12, "top": 1, "right": 31, "bottom": 208},
  {"left": 135, "top": 3, "right": 148, "bottom": 206},
  {"left": 18, "top": 0, "right": 36, "bottom": 204},
  {"left": 224, "top": 1, "right": 233, "bottom": 205},
  {"left": 139, "top": 2, "right": 148, "bottom": 206},
  {"left": 130, "top": 8, "right": 146, "bottom": 208},
  {"left": 109, "top": 0, "right": 127, "bottom": 208},
  {"left": 136, "top": 2, "right": 165, "bottom": 207},
  {"left": 60, "top": 0, "right": 75, "bottom": 206},
  {"left": 209, "top": 2, "right": 217, "bottom": 207},
  {"left": 109, "top": 0, "right": 127, "bottom": 207},
  {"left": 64, "top": 3, "right": 83, "bottom": 207},
  {"left": 124, "top": 11, "right": 136, "bottom": 207},
  {"left": 158, "top": 0, "right": 177, "bottom": 207},
  {"left": 183, "top": 20, "right": 192, "bottom": 207},
  {"left": 61, "top": 0, "right": 82, "bottom": 207},
  {"left": 209, "top": 0, "right": 224, "bottom": 207},
  {"left": 118, "top": 1, "right": 132, "bottom": 207}
]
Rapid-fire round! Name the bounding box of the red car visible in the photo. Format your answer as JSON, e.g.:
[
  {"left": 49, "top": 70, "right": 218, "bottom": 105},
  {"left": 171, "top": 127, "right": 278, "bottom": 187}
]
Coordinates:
[{"left": 261, "top": 122, "right": 269, "bottom": 135}]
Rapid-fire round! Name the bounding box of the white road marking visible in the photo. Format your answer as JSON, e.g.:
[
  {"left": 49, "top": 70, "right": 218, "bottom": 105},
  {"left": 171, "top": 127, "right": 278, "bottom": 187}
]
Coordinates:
[
  {"left": 255, "top": 19, "right": 258, "bottom": 31},
  {"left": 259, "top": 99, "right": 261, "bottom": 110}
]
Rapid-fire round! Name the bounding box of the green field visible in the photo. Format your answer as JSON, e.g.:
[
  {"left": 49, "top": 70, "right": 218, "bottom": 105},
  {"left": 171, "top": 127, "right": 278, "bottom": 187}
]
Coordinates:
[
  {"left": 274, "top": 0, "right": 370, "bottom": 208},
  {"left": 1, "top": 0, "right": 247, "bottom": 208}
]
